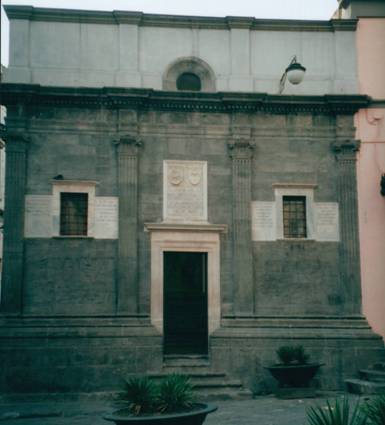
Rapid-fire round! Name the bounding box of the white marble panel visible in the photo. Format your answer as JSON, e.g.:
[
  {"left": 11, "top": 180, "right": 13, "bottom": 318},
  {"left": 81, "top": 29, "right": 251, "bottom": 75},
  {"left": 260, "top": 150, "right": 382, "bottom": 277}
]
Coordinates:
[
  {"left": 94, "top": 197, "right": 118, "bottom": 239},
  {"left": 163, "top": 160, "right": 207, "bottom": 223},
  {"left": 315, "top": 202, "right": 340, "bottom": 242},
  {"left": 24, "top": 195, "right": 52, "bottom": 238},
  {"left": 251, "top": 201, "right": 276, "bottom": 241}
]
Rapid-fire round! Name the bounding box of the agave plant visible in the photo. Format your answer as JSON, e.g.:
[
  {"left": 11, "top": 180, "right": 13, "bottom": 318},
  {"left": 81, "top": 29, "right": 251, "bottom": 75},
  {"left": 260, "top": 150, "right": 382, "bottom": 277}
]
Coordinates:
[
  {"left": 157, "top": 374, "right": 194, "bottom": 413},
  {"left": 361, "top": 394, "right": 385, "bottom": 425},
  {"left": 307, "top": 397, "right": 368, "bottom": 425},
  {"left": 276, "top": 345, "right": 310, "bottom": 365},
  {"left": 120, "top": 376, "right": 158, "bottom": 415}
]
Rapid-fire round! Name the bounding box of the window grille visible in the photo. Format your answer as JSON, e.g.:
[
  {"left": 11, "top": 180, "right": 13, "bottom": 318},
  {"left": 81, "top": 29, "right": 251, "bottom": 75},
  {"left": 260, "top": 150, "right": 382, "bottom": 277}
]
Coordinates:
[
  {"left": 283, "top": 195, "right": 307, "bottom": 238},
  {"left": 60, "top": 192, "right": 88, "bottom": 236},
  {"left": 176, "top": 72, "right": 202, "bottom": 91}
]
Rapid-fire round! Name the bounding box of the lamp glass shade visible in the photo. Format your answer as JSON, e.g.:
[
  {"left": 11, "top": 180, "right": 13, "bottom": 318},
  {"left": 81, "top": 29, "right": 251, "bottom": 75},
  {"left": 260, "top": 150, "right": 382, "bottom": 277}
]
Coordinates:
[{"left": 286, "top": 62, "right": 306, "bottom": 85}]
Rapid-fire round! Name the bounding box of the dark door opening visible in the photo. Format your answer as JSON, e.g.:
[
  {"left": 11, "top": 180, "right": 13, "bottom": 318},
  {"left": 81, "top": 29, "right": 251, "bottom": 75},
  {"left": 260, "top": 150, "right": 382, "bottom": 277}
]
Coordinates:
[{"left": 163, "top": 252, "right": 208, "bottom": 355}]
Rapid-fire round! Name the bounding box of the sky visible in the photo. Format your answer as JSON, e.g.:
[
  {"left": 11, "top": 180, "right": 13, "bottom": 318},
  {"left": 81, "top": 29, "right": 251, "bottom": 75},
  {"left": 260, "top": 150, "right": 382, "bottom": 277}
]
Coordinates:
[{"left": 1, "top": 0, "right": 338, "bottom": 66}]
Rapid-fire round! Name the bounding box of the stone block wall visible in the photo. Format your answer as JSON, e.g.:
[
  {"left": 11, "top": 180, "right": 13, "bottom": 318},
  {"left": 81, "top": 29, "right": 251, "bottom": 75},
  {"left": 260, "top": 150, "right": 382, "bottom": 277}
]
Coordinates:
[
  {"left": 1, "top": 87, "right": 382, "bottom": 394},
  {"left": 0, "top": 325, "right": 162, "bottom": 393},
  {"left": 23, "top": 239, "right": 116, "bottom": 315},
  {"left": 15, "top": 105, "right": 346, "bottom": 319}
]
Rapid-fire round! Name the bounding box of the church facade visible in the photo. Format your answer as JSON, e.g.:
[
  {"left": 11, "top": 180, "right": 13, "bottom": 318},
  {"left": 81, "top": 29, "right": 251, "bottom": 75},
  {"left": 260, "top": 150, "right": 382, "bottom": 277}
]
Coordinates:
[{"left": 0, "top": 5, "right": 384, "bottom": 394}]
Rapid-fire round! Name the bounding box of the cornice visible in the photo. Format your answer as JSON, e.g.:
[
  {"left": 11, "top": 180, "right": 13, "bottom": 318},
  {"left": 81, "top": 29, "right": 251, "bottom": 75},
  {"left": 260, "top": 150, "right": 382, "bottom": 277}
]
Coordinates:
[
  {"left": 4, "top": 5, "right": 358, "bottom": 32},
  {"left": 0, "top": 84, "right": 371, "bottom": 116},
  {"left": 370, "top": 100, "right": 385, "bottom": 108}
]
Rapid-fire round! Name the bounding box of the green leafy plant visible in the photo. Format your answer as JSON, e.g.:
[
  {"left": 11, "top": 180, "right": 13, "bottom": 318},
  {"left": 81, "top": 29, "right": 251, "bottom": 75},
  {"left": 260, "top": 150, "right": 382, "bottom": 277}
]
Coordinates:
[
  {"left": 361, "top": 394, "right": 385, "bottom": 425},
  {"left": 307, "top": 397, "right": 368, "bottom": 425},
  {"left": 118, "top": 374, "right": 195, "bottom": 416},
  {"left": 120, "top": 376, "right": 158, "bottom": 415},
  {"left": 276, "top": 345, "right": 310, "bottom": 365},
  {"left": 157, "top": 374, "right": 194, "bottom": 413}
]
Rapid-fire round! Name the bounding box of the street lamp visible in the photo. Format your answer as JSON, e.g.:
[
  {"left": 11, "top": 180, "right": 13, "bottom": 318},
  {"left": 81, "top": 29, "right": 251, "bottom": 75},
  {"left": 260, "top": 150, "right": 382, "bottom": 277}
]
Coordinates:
[{"left": 279, "top": 56, "right": 306, "bottom": 94}]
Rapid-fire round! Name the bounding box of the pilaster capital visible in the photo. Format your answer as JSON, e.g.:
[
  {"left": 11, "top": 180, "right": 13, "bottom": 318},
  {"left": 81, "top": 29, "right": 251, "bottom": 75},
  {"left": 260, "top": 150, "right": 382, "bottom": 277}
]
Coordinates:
[
  {"left": 114, "top": 135, "right": 142, "bottom": 157},
  {"left": 3, "top": 131, "right": 29, "bottom": 153},
  {"left": 228, "top": 138, "right": 255, "bottom": 160},
  {"left": 332, "top": 139, "right": 360, "bottom": 162}
]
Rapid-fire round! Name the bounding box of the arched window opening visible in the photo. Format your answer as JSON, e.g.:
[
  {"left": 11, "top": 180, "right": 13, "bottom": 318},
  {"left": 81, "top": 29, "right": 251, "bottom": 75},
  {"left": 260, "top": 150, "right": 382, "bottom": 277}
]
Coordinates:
[{"left": 176, "top": 72, "right": 202, "bottom": 91}]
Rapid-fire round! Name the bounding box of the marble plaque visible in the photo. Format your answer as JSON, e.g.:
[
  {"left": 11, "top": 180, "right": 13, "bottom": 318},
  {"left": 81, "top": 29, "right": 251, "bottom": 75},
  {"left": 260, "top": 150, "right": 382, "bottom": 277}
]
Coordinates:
[
  {"left": 94, "top": 197, "right": 119, "bottom": 239},
  {"left": 251, "top": 201, "right": 276, "bottom": 241},
  {"left": 315, "top": 202, "right": 340, "bottom": 241},
  {"left": 163, "top": 160, "right": 207, "bottom": 223},
  {"left": 25, "top": 195, "right": 52, "bottom": 237}
]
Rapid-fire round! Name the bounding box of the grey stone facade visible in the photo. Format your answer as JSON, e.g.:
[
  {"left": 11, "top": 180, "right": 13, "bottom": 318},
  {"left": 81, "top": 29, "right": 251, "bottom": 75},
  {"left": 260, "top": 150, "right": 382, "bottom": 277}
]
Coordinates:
[
  {"left": 0, "top": 6, "right": 384, "bottom": 396},
  {"left": 0, "top": 86, "right": 383, "bottom": 394}
]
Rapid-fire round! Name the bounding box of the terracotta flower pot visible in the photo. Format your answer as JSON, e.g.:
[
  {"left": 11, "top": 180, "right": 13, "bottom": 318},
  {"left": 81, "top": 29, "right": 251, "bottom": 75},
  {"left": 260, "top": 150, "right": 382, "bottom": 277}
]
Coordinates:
[{"left": 103, "top": 403, "right": 217, "bottom": 425}]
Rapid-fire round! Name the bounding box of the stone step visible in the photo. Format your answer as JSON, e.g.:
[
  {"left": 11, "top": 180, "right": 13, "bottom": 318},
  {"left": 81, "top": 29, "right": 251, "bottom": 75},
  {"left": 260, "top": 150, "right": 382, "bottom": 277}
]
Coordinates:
[
  {"left": 359, "top": 369, "right": 385, "bottom": 383},
  {"left": 148, "top": 372, "right": 226, "bottom": 380},
  {"left": 162, "top": 355, "right": 210, "bottom": 368},
  {"left": 162, "top": 366, "right": 215, "bottom": 374},
  {"left": 148, "top": 359, "right": 252, "bottom": 401},
  {"left": 345, "top": 378, "right": 385, "bottom": 395},
  {"left": 196, "top": 388, "right": 253, "bottom": 401},
  {"left": 192, "top": 378, "right": 243, "bottom": 389}
]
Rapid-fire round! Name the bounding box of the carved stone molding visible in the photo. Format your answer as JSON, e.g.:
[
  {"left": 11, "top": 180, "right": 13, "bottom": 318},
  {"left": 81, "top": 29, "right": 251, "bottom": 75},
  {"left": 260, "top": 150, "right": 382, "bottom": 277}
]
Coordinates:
[
  {"left": 1, "top": 84, "right": 371, "bottom": 115},
  {"left": 228, "top": 139, "right": 255, "bottom": 160},
  {"left": 3, "top": 131, "right": 29, "bottom": 153},
  {"left": 163, "top": 56, "right": 216, "bottom": 92},
  {"left": 332, "top": 139, "right": 360, "bottom": 162},
  {"left": 114, "top": 135, "right": 142, "bottom": 157},
  {"left": 366, "top": 109, "right": 384, "bottom": 126},
  {"left": 4, "top": 5, "right": 357, "bottom": 31}
]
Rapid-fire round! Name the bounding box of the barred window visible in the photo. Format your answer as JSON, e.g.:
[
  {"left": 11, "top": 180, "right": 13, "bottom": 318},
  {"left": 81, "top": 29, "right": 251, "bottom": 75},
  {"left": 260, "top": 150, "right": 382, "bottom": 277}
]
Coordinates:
[
  {"left": 283, "top": 196, "right": 307, "bottom": 238},
  {"left": 176, "top": 72, "right": 202, "bottom": 91},
  {"left": 60, "top": 192, "right": 88, "bottom": 236}
]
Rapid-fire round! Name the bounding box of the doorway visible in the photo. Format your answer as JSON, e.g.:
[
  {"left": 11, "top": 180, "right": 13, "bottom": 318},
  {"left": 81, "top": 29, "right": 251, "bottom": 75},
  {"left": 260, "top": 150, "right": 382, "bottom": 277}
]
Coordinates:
[{"left": 163, "top": 252, "right": 208, "bottom": 355}]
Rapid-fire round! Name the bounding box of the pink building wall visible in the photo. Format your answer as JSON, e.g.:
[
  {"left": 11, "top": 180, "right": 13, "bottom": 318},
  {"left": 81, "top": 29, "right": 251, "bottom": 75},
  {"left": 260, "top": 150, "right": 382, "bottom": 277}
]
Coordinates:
[{"left": 356, "top": 18, "right": 385, "bottom": 340}]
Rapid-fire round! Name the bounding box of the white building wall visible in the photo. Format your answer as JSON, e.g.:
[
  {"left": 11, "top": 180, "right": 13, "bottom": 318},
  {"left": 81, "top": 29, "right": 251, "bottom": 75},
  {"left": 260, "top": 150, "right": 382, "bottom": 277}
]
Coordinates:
[{"left": 4, "top": 9, "right": 359, "bottom": 95}]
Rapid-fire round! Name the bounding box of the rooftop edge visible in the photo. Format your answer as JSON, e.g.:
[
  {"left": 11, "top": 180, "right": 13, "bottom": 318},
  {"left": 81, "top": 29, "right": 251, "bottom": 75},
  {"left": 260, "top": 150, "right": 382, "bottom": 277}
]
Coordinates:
[{"left": 3, "top": 5, "right": 358, "bottom": 31}]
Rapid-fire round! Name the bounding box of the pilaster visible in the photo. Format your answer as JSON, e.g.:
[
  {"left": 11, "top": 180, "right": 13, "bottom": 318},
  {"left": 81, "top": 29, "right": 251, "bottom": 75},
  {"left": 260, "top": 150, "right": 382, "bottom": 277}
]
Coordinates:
[
  {"left": 1, "top": 132, "right": 29, "bottom": 314},
  {"left": 115, "top": 135, "right": 142, "bottom": 315},
  {"left": 228, "top": 133, "right": 254, "bottom": 316},
  {"left": 332, "top": 123, "right": 361, "bottom": 315}
]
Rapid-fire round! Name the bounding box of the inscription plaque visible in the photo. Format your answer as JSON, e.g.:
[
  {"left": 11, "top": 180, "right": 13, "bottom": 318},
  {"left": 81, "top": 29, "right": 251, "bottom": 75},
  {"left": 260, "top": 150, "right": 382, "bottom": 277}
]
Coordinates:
[
  {"left": 251, "top": 201, "right": 276, "bottom": 241},
  {"left": 163, "top": 160, "right": 207, "bottom": 223},
  {"left": 25, "top": 195, "right": 52, "bottom": 238},
  {"left": 94, "top": 197, "right": 119, "bottom": 239},
  {"left": 315, "top": 202, "right": 340, "bottom": 241}
]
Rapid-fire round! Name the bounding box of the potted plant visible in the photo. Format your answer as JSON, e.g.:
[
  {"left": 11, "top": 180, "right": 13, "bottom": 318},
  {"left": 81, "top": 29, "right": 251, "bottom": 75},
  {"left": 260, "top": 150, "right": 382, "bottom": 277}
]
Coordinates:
[
  {"left": 103, "top": 374, "right": 217, "bottom": 425},
  {"left": 265, "top": 345, "right": 323, "bottom": 398}
]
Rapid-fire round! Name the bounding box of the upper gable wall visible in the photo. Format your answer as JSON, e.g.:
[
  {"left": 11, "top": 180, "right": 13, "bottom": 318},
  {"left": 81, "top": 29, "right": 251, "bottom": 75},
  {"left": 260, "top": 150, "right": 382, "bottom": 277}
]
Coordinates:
[{"left": 4, "top": 6, "right": 359, "bottom": 95}]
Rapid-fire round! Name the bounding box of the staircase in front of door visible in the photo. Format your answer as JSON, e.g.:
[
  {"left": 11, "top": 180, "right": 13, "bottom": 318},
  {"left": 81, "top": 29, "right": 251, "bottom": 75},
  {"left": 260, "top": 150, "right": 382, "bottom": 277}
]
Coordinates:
[{"left": 148, "top": 355, "right": 253, "bottom": 401}]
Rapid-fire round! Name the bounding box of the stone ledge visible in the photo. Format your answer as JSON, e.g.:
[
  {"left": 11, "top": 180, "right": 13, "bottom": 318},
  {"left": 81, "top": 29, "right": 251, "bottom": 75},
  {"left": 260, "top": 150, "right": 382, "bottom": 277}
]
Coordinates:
[
  {"left": 214, "top": 316, "right": 383, "bottom": 339},
  {"left": 0, "top": 316, "right": 161, "bottom": 338},
  {"left": 1, "top": 84, "right": 371, "bottom": 115},
  {"left": 144, "top": 222, "right": 228, "bottom": 233},
  {"left": 4, "top": 6, "right": 358, "bottom": 32},
  {"left": 212, "top": 328, "right": 383, "bottom": 339}
]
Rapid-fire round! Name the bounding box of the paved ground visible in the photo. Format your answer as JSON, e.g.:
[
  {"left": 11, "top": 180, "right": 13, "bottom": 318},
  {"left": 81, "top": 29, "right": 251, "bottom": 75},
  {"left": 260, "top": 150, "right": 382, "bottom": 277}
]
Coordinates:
[{"left": 0, "top": 393, "right": 357, "bottom": 425}]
